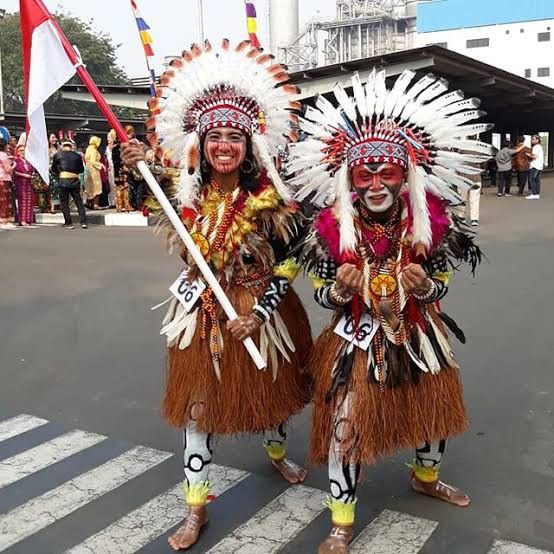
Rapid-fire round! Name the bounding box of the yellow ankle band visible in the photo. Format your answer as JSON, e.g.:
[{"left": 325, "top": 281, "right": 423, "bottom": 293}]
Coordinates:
[
  {"left": 264, "top": 441, "right": 286, "bottom": 461},
  {"left": 325, "top": 497, "right": 356, "bottom": 526},
  {"left": 183, "top": 480, "right": 211, "bottom": 506},
  {"left": 407, "top": 461, "right": 440, "bottom": 484}
]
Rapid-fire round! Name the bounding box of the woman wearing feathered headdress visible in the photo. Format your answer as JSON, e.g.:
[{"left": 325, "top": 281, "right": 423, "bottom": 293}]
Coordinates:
[
  {"left": 288, "top": 69, "right": 490, "bottom": 553},
  {"left": 122, "top": 39, "right": 311, "bottom": 550}
]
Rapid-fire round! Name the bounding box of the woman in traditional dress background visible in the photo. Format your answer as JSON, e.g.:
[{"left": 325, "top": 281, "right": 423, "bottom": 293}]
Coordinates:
[
  {"left": 13, "top": 145, "right": 35, "bottom": 226},
  {"left": 0, "top": 138, "right": 15, "bottom": 228},
  {"left": 84, "top": 136, "right": 103, "bottom": 209}
]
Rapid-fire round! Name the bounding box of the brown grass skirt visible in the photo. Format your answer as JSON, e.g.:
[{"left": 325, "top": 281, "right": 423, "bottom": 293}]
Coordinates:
[
  {"left": 163, "top": 287, "right": 312, "bottom": 434},
  {"left": 309, "top": 325, "right": 468, "bottom": 465}
]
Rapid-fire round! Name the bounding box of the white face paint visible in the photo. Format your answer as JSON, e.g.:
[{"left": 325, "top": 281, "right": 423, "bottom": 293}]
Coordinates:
[{"left": 361, "top": 187, "right": 395, "bottom": 213}]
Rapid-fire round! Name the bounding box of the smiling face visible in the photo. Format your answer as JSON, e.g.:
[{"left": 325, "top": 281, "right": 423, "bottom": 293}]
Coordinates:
[
  {"left": 204, "top": 127, "right": 247, "bottom": 175},
  {"left": 351, "top": 162, "right": 405, "bottom": 214}
]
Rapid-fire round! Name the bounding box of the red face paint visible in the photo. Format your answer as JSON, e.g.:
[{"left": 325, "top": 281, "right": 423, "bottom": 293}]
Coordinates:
[
  {"left": 351, "top": 163, "right": 404, "bottom": 214},
  {"left": 204, "top": 128, "right": 247, "bottom": 175}
]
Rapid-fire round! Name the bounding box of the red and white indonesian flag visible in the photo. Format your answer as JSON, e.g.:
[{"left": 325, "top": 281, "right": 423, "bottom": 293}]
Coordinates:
[{"left": 20, "top": 0, "right": 76, "bottom": 183}]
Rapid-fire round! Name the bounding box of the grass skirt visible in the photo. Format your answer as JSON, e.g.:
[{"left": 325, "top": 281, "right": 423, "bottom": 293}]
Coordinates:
[
  {"left": 163, "top": 287, "right": 312, "bottom": 434},
  {"left": 309, "top": 324, "right": 468, "bottom": 465}
]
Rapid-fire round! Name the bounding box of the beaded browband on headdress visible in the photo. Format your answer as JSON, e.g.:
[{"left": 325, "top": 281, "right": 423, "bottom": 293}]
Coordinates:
[
  {"left": 147, "top": 39, "right": 302, "bottom": 208},
  {"left": 287, "top": 69, "right": 496, "bottom": 254}
]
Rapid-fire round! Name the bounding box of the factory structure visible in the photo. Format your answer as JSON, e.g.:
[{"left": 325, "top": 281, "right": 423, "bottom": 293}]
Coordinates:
[{"left": 269, "top": 0, "right": 421, "bottom": 71}]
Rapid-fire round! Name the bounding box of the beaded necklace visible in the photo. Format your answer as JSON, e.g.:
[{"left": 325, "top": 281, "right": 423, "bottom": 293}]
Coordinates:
[{"left": 357, "top": 201, "right": 403, "bottom": 263}]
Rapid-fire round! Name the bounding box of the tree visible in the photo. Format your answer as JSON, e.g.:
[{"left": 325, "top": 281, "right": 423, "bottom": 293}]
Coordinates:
[{"left": 0, "top": 10, "right": 130, "bottom": 116}]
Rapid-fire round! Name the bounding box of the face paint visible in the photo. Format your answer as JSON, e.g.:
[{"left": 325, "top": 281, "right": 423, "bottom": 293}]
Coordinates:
[
  {"left": 351, "top": 162, "right": 404, "bottom": 214},
  {"left": 204, "top": 128, "right": 247, "bottom": 175}
]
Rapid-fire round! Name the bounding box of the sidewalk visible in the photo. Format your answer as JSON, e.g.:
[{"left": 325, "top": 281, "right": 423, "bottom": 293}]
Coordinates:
[{"left": 36, "top": 208, "right": 152, "bottom": 227}]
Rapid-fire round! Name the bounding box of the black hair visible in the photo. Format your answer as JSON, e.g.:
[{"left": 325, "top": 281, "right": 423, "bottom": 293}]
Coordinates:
[
  {"left": 199, "top": 136, "right": 260, "bottom": 193},
  {"left": 0, "top": 138, "right": 6, "bottom": 151}
]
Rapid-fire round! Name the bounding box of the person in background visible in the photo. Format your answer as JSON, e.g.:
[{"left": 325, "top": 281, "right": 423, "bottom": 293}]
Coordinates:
[
  {"left": 52, "top": 140, "right": 87, "bottom": 229},
  {"left": 7, "top": 136, "right": 18, "bottom": 160},
  {"left": 105, "top": 130, "right": 117, "bottom": 208},
  {"left": 110, "top": 131, "right": 133, "bottom": 212},
  {"left": 527, "top": 135, "right": 545, "bottom": 200},
  {"left": 84, "top": 136, "right": 103, "bottom": 209},
  {"left": 485, "top": 157, "right": 497, "bottom": 189},
  {"left": 0, "top": 138, "right": 16, "bottom": 229},
  {"left": 495, "top": 141, "right": 523, "bottom": 197},
  {"left": 512, "top": 136, "right": 531, "bottom": 196},
  {"left": 13, "top": 145, "right": 35, "bottom": 226},
  {"left": 48, "top": 133, "right": 60, "bottom": 212},
  {"left": 125, "top": 125, "right": 146, "bottom": 211}
]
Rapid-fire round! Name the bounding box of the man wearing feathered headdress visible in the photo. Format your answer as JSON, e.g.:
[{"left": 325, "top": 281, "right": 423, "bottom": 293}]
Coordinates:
[
  {"left": 122, "top": 39, "right": 312, "bottom": 550},
  {"left": 288, "top": 69, "right": 491, "bottom": 553}
]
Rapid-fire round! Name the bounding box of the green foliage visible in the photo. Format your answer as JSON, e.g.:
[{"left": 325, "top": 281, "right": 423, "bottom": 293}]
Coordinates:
[{"left": 0, "top": 10, "right": 131, "bottom": 116}]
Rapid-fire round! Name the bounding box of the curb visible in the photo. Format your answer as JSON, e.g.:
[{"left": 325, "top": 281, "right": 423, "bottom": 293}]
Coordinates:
[{"left": 36, "top": 211, "right": 153, "bottom": 227}]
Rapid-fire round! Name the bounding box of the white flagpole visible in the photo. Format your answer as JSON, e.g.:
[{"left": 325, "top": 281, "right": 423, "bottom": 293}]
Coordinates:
[
  {"left": 137, "top": 161, "right": 266, "bottom": 370},
  {"left": 197, "top": 0, "right": 204, "bottom": 44}
]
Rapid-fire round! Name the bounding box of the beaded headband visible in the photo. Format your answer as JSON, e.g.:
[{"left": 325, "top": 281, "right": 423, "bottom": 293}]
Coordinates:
[{"left": 347, "top": 139, "right": 409, "bottom": 170}]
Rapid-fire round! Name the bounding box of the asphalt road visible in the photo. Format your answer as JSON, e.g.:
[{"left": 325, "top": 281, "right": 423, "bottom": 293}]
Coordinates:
[{"left": 1, "top": 180, "right": 553, "bottom": 553}]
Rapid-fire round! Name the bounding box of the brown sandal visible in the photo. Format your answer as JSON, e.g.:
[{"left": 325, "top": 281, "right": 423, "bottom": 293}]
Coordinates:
[
  {"left": 411, "top": 476, "right": 470, "bottom": 507},
  {"left": 271, "top": 457, "right": 308, "bottom": 484},
  {"left": 167, "top": 505, "right": 208, "bottom": 551},
  {"left": 318, "top": 524, "right": 354, "bottom": 554}
]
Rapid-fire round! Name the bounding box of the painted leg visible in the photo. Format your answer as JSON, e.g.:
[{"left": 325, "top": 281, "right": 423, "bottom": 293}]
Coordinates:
[
  {"left": 169, "top": 403, "right": 212, "bottom": 551},
  {"left": 319, "top": 394, "right": 358, "bottom": 554},
  {"left": 410, "top": 440, "right": 470, "bottom": 507},
  {"left": 263, "top": 423, "right": 307, "bottom": 484}
]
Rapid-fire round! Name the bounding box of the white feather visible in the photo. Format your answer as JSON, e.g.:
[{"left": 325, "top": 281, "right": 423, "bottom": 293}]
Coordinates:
[
  {"left": 431, "top": 165, "right": 475, "bottom": 190},
  {"left": 386, "top": 69, "right": 416, "bottom": 118},
  {"left": 434, "top": 122, "right": 494, "bottom": 140},
  {"left": 252, "top": 134, "right": 292, "bottom": 203},
  {"left": 336, "top": 164, "right": 357, "bottom": 254},
  {"left": 425, "top": 174, "right": 464, "bottom": 205},
  {"left": 315, "top": 95, "right": 345, "bottom": 128},
  {"left": 418, "top": 327, "right": 441, "bottom": 374},
  {"left": 333, "top": 83, "right": 358, "bottom": 123},
  {"left": 351, "top": 72, "right": 368, "bottom": 119},
  {"left": 418, "top": 78, "right": 449, "bottom": 104},
  {"left": 365, "top": 68, "right": 377, "bottom": 121},
  {"left": 435, "top": 139, "right": 496, "bottom": 155},
  {"left": 408, "top": 162, "right": 432, "bottom": 248},
  {"left": 374, "top": 70, "right": 387, "bottom": 118}
]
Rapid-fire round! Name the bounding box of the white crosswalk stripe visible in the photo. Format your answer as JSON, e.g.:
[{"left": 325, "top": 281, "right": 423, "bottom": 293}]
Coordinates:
[
  {"left": 0, "top": 445, "right": 171, "bottom": 551},
  {"left": 0, "top": 414, "right": 48, "bottom": 442},
  {"left": 0, "top": 414, "right": 552, "bottom": 554},
  {"left": 0, "top": 429, "right": 106, "bottom": 489},
  {"left": 206, "top": 484, "right": 327, "bottom": 553},
  {"left": 489, "top": 540, "right": 554, "bottom": 554},
  {"left": 350, "top": 509, "right": 438, "bottom": 554},
  {"left": 65, "top": 464, "right": 248, "bottom": 554}
]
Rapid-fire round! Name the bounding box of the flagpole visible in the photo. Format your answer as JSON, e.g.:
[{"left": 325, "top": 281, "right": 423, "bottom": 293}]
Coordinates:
[
  {"left": 197, "top": 0, "right": 204, "bottom": 44},
  {"left": 129, "top": 0, "right": 156, "bottom": 97},
  {"left": 48, "top": 16, "right": 266, "bottom": 370}
]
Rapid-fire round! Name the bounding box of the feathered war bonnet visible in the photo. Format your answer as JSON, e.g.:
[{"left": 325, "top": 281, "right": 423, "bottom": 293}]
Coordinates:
[
  {"left": 287, "top": 68, "right": 495, "bottom": 257},
  {"left": 146, "top": 39, "right": 301, "bottom": 210}
]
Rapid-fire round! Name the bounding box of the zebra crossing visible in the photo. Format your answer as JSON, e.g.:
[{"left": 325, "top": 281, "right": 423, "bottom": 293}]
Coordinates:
[{"left": 0, "top": 413, "right": 551, "bottom": 554}]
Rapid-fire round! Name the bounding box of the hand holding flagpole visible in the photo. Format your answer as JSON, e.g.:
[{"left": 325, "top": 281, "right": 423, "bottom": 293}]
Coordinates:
[{"left": 19, "top": 0, "right": 266, "bottom": 370}]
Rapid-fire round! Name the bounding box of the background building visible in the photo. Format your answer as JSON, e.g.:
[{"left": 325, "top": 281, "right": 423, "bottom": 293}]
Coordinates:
[{"left": 416, "top": 0, "right": 554, "bottom": 88}]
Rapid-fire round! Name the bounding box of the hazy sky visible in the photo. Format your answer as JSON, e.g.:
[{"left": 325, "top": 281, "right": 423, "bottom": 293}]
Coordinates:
[{"left": 4, "top": 0, "right": 337, "bottom": 78}]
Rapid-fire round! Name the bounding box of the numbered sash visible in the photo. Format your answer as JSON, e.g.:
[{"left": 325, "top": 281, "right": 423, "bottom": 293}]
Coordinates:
[
  {"left": 169, "top": 267, "right": 206, "bottom": 313},
  {"left": 334, "top": 312, "right": 380, "bottom": 351}
]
